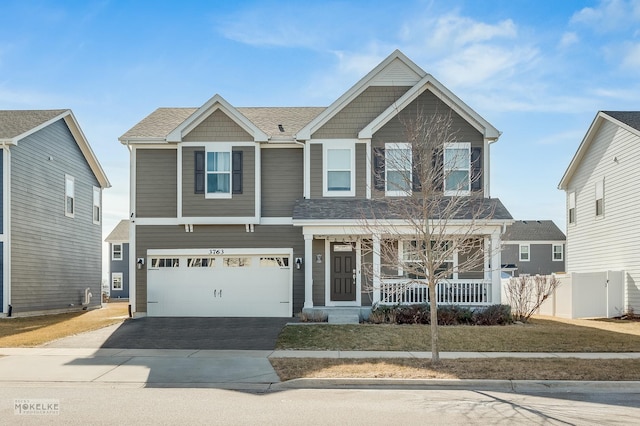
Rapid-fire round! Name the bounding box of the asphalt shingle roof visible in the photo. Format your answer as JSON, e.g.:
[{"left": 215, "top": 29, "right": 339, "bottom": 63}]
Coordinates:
[
  {"left": 0, "top": 109, "right": 67, "bottom": 139},
  {"left": 503, "top": 220, "right": 565, "bottom": 241},
  {"left": 105, "top": 220, "right": 130, "bottom": 243},
  {"left": 602, "top": 111, "right": 640, "bottom": 132},
  {"left": 293, "top": 197, "right": 513, "bottom": 221}
]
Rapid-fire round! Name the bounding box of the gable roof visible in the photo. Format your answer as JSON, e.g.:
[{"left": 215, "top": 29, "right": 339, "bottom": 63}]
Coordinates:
[
  {"left": 105, "top": 219, "right": 130, "bottom": 243},
  {"left": 503, "top": 220, "right": 565, "bottom": 242},
  {"left": 559, "top": 111, "right": 640, "bottom": 190},
  {"left": 0, "top": 109, "right": 110, "bottom": 188}
]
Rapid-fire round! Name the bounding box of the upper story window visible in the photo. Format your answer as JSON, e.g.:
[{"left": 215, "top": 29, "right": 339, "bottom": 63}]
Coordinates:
[
  {"left": 206, "top": 150, "right": 231, "bottom": 198},
  {"left": 65, "top": 175, "right": 75, "bottom": 218},
  {"left": 385, "top": 143, "right": 412, "bottom": 196},
  {"left": 569, "top": 192, "right": 576, "bottom": 224},
  {"left": 519, "top": 244, "right": 530, "bottom": 262},
  {"left": 112, "top": 244, "right": 123, "bottom": 261},
  {"left": 552, "top": 244, "right": 563, "bottom": 261},
  {"left": 323, "top": 141, "right": 355, "bottom": 197},
  {"left": 93, "top": 186, "right": 101, "bottom": 224},
  {"left": 444, "top": 143, "right": 470, "bottom": 196},
  {"left": 595, "top": 179, "right": 604, "bottom": 217}
]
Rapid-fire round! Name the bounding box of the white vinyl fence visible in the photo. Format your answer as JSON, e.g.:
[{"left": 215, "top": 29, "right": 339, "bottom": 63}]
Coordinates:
[{"left": 502, "top": 271, "right": 625, "bottom": 319}]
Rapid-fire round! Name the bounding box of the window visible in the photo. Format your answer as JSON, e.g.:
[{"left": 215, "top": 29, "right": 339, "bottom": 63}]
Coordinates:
[
  {"left": 444, "top": 143, "right": 471, "bottom": 195},
  {"left": 519, "top": 244, "right": 530, "bottom": 262},
  {"left": 260, "top": 257, "right": 290, "bottom": 267},
  {"left": 553, "top": 244, "right": 563, "bottom": 261},
  {"left": 112, "top": 244, "right": 123, "bottom": 261},
  {"left": 224, "top": 257, "right": 251, "bottom": 267},
  {"left": 187, "top": 258, "right": 215, "bottom": 267},
  {"left": 151, "top": 258, "right": 180, "bottom": 268},
  {"left": 595, "top": 180, "right": 604, "bottom": 217},
  {"left": 112, "top": 273, "right": 123, "bottom": 291},
  {"left": 65, "top": 175, "right": 75, "bottom": 217},
  {"left": 402, "top": 240, "right": 454, "bottom": 279},
  {"left": 323, "top": 142, "right": 355, "bottom": 196},
  {"left": 93, "top": 187, "right": 101, "bottom": 224},
  {"left": 206, "top": 150, "right": 231, "bottom": 197},
  {"left": 569, "top": 192, "right": 576, "bottom": 224},
  {"left": 385, "top": 143, "right": 412, "bottom": 196}
]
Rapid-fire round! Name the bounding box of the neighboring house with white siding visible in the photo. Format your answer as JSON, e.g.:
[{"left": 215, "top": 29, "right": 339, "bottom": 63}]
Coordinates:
[
  {"left": 501, "top": 220, "right": 566, "bottom": 277},
  {"left": 120, "top": 50, "right": 513, "bottom": 319},
  {"left": 0, "top": 110, "right": 110, "bottom": 316},
  {"left": 558, "top": 111, "right": 640, "bottom": 313},
  {"left": 105, "top": 219, "right": 130, "bottom": 299}
]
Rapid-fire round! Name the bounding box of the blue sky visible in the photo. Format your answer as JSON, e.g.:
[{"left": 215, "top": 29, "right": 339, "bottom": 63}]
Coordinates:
[{"left": 2, "top": 0, "right": 639, "bottom": 246}]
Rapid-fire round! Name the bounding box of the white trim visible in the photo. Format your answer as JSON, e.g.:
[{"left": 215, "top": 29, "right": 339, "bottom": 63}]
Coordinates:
[
  {"left": 180, "top": 141, "right": 256, "bottom": 147},
  {"left": 64, "top": 174, "right": 75, "bottom": 218},
  {"left": 177, "top": 145, "right": 183, "bottom": 220},
  {"left": 204, "top": 146, "right": 233, "bottom": 199},
  {"left": 129, "top": 147, "right": 137, "bottom": 315},
  {"left": 303, "top": 141, "right": 310, "bottom": 199},
  {"left": 484, "top": 141, "right": 491, "bottom": 196},
  {"left": 255, "top": 143, "right": 261, "bottom": 220},
  {"left": 304, "top": 234, "right": 313, "bottom": 308},
  {"left": 322, "top": 140, "right": 356, "bottom": 197},
  {"left": 568, "top": 191, "right": 576, "bottom": 225},
  {"left": 134, "top": 217, "right": 259, "bottom": 226},
  {"left": 444, "top": 142, "right": 471, "bottom": 196},
  {"left": 325, "top": 240, "right": 361, "bottom": 307},
  {"left": 365, "top": 140, "right": 372, "bottom": 199},
  {"left": 519, "top": 244, "right": 530, "bottom": 262},
  {"left": 552, "top": 244, "right": 564, "bottom": 262},
  {"left": 260, "top": 217, "right": 293, "bottom": 225},
  {"left": 504, "top": 240, "right": 566, "bottom": 246},
  {"left": 148, "top": 248, "right": 292, "bottom": 256},
  {"left": 595, "top": 178, "right": 604, "bottom": 218},
  {"left": 112, "top": 243, "right": 123, "bottom": 261},
  {"left": 92, "top": 186, "right": 101, "bottom": 225},
  {"left": 111, "top": 272, "right": 124, "bottom": 291},
  {"left": 2, "top": 147, "right": 10, "bottom": 314},
  {"left": 384, "top": 142, "right": 412, "bottom": 197}
]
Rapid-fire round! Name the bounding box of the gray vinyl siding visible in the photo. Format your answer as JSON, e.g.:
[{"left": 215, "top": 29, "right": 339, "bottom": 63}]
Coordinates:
[
  {"left": 135, "top": 224, "right": 304, "bottom": 314},
  {"left": 458, "top": 243, "right": 485, "bottom": 279},
  {"left": 312, "top": 239, "right": 325, "bottom": 306},
  {"left": 312, "top": 86, "right": 412, "bottom": 139},
  {"left": 372, "top": 89, "right": 484, "bottom": 198},
  {"left": 182, "top": 146, "right": 255, "bottom": 217},
  {"left": 309, "top": 143, "right": 366, "bottom": 199},
  {"left": 0, "top": 243, "right": 3, "bottom": 309},
  {"left": 310, "top": 144, "right": 322, "bottom": 198},
  {"left": 109, "top": 242, "right": 130, "bottom": 299},
  {"left": 261, "top": 147, "right": 303, "bottom": 217},
  {"left": 565, "top": 119, "right": 640, "bottom": 311},
  {"left": 0, "top": 149, "right": 3, "bottom": 234},
  {"left": 182, "top": 109, "right": 252, "bottom": 142},
  {"left": 10, "top": 119, "right": 102, "bottom": 313},
  {"left": 355, "top": 143, "right": 366, "bottom": 198},
  {"left": 502, "top": 243, "right": 566, "bottom": 277},
  {"left": 136, "top": 149, "right": 177, "bottom": 218}
]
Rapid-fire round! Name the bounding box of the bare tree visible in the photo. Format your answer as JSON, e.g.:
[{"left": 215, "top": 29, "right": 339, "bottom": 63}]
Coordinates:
[
  {"left": 360, "top": 108, "right": 500, "bottom": 364},
  {"left": 504, "top": 275, "right": 559, "bottom": 323}
]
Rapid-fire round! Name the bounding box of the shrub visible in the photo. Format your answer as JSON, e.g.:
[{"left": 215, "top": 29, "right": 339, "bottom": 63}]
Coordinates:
[
  {"left": 473, "top": 304, "right": 513, "bottom": 325},
  {"left": 396, "top": 304, "right": 429, "bottom": 324},
  {"left": 369, "top": 303, "right": 512, "bottom": 325},
  {"left": 368, "top": 304, "right": 398, "bottom": 324}
]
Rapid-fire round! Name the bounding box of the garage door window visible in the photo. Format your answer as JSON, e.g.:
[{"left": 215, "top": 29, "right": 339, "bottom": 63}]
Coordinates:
[
  {"left": 151, "top": 258, "right": 180, "bottom": 268},
  {"left": 187, "top": 258, "right": 216, "bottom": 267},
  {"left": 224, "top": 257, "right": 251, "bottom": 267},
  {"left": 260, "top": 257, "right": 289, "bottom": 267}
]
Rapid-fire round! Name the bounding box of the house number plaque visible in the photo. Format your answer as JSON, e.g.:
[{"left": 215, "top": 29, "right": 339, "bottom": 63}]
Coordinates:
[{"left": 208, "top": 249, "right": 225, "bottom": 255}]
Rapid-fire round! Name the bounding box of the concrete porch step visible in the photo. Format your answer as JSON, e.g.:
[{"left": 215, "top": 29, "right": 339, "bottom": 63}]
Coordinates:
[{"left": 327, "top": 313, "right": 360, "bottom": 324}]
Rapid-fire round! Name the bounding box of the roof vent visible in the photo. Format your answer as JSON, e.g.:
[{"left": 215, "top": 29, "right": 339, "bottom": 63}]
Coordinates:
[{"left": 278, "top": 124, "right": 285, "bottom": 132}]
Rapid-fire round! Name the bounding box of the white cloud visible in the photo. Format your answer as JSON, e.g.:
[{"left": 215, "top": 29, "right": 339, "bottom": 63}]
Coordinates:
[
  {"left": 559, "top": 32, "right": 579, "bottom": 49},
  {"left": 537, "top": 129, "right": 585, "bottom": 146},
  {"left": 571, "top": 0, "right": 640, "bottom": 32},
  {"left": 620, "top": 42, "right": 640, "bottom": 68}
]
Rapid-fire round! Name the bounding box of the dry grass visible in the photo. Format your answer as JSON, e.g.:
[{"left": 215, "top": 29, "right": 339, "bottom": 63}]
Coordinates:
[
  {"left": 0, "top": 302, "right": 129, "bottom": 347},
  {"left": 271, "top": 358, "right": 640, "bottom": 381},
  {"left": 276, "top": 317, "right": 640, "bottom": 352}
]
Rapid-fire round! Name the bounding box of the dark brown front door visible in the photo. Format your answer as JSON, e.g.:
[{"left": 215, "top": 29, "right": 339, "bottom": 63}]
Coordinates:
[{"left": 330, "top": 243, "right": 356, "bottom": 301}]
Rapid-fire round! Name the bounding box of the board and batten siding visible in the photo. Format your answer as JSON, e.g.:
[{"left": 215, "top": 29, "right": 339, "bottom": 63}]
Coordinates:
[
  {"left": 135, "top": 224, "right": 304, "bottom": 314},
  {"left": 182, "top": 109, "right": 252, "bottom": 142},
  {"left": 10, "top": 119, "right": 102, "bottom": 313},
  {"left": 261, "top": 147, "right": 302, "bottom": 217},
  {"left": 312, "top": 86, "right": 412, "bottom": 139},
  {"left": 565, "top": 119, "right": 640, "bottom": 311},
  {"left": 136, "top": 149, "right": 177, "bottom": 218},
  {"left": 181, "top": 146, "right": 255, "bottom": 217}
]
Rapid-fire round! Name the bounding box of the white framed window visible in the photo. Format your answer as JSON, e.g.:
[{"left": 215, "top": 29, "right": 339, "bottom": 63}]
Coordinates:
[
  {"left": 401, "top": 240, "right": 454, "bottom": 279},
  {"left": 112, "top": 244, "right": 123, "bottom": 261},
  {"left": 151, "top": 258, "right": 180, "bottom": 268},
  {"left": 569, "top": 192, "right": 576, "bottom": 224},
  {"left": 187, "top": 258, "right": 215, "bottom": 267},
  {"left": 444, "top": 142, "right": 471, "bottom": 196},
  {"left": 224, "top": 257, "right": 251, "bottom": 267},
  {"left": 552, "top": 244, "right": 563, "bottom": 261},
  {"left": 595, "top": 179, "right": 604, "bottom": 217},
  {"left": 111, "top": 273, "right": 123, "bottom": 291},
  {"left": 519, "top": 244, "right": 530, "bottom": 262},
  {"left": 323, "top": 141, "right": 355, "bottom": 197},
  {"left": 385, "top": 143, "right": 412, "bottom": 196},
  {"left": 260, "top": 257, "right": 290, "bottom": 267},
  {"left": 93, "top": 186, "right": 101, "bottom": 224},
  {"left": 206, "top": 148, "right": 232, "bottom": 198},
  {"left": 65, "top": 175, "right": 75, "bottom": 217}
]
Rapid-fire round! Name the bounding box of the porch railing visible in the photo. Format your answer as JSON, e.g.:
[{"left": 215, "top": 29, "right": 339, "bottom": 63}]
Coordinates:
[{"left": 379, "top": 279, "right": 492, "bottom": 306}]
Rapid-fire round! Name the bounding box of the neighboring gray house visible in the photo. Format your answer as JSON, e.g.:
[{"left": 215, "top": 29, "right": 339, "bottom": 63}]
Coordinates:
[
  {"left": 501, "top": 220, "right": 566, "bottom": 277},
  {"left": 0, "top": 110, "right": 110, "bottom": 316},
  {"left": 559, "top": 111, "right": 640, "bottom": 313},
  {"left": 105, "top": 219, "right": 130, "bottom": 299},
  {"left": 119, "top": 50, "right": 512, "bottom": 318}
]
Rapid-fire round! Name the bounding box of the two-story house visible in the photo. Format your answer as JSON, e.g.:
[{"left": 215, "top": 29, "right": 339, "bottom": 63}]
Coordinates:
[
  {"left": 105, "top": 219, "right": 130, "bottom": 299},
  {"left": 501, "top": 220, "right": 566, "bottom": 277},
  {"left": 1, "top": 109, "right": 110, "bottom": 316},
  {"left": 559, "top": 111, "right": 640, "bottom": 313},
  {"left": 120, "top": 50, "right": 512, "bottom": 318}
]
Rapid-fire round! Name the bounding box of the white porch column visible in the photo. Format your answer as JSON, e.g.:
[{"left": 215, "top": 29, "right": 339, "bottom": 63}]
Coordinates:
[
  {"left": 372, "top": 233, "right": 381, "bottom": 305},
  {"left": 304, "top": 233, "right": 314, "bottom": 308},
  {"left": 490, "top": 231, "right": 502, "bottom": 304},
  {"left": 484, "top": 237, "right": 490, "bottom": 281}
]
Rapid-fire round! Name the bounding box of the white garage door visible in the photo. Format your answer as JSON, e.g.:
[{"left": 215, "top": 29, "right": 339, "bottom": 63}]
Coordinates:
[{"left": 146, "top": 248, "right": 292, "bottom": 317}]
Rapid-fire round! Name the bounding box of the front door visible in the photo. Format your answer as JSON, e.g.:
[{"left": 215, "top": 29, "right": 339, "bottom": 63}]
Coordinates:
[{"left": 330, "top": 243, "right": 356, "bottom": 301}]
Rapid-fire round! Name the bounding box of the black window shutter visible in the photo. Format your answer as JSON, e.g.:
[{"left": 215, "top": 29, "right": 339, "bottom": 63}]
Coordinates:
[
  {"left": 471, "top": 147, "right": 482, "bottom": 192},
  {"left": 194, "top": 150, "right": 205, "bottom": 194},
  {"left": 432, "top": 152, "right": 444, "bottom": 192},
  {"left": 373, "top": 147, "right": 385, "bottom": 191},
  {"left": 412, "top": 149, "right": 422, "bottom": 192},
  {"left": 232, "top": 150, "right": 243, "bottom": 194}
]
